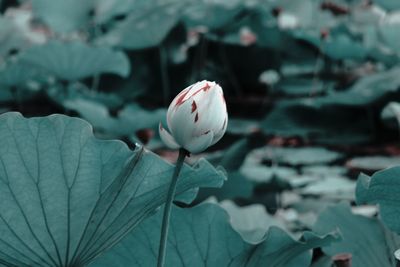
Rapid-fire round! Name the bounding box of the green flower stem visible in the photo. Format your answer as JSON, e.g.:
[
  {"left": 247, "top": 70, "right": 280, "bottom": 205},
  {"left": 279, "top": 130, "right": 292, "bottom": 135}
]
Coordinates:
[{"left": 157, "top": 148, "right": 188, "bottom": 267}]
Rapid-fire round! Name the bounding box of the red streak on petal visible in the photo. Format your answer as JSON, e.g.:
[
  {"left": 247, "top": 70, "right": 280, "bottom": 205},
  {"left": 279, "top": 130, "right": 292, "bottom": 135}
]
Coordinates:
[
  {"left": 194, "top": 113, "right": 199, "bottom": 123},
  {"left": 174, "top": 85, "right": 196, "bottom": 107},
  {"left": 201, "top": 83, "right": 211, "bottom": 91},
  {"left": 191, "top": 100, "right": 197, "bottom": 113},
  {"left": 175, "top": 90, "right": 190, "bottom": 107},
  {"left": 175, "top": 83, "right": 213, "bottom": 107},
  {"left": 191, "top": 82, "right": 213, "bottom": 97}
]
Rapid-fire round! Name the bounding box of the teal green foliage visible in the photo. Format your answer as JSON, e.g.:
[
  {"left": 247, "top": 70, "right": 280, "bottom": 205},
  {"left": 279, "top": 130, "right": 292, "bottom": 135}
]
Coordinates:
[
  {"left": 0, "top": 113, "right": 225, "bottom": 266},
  {"left": 92, "top": 203, "right": 338, "bottom": 267},
  {"left": 314, "top": 203, "right": 400, "bottom": 267},
  {"left": 356, "top": 168, "right": 400, "bottom": 234},
  {"left": 1, "top": 0, "right": 400, "bottom": 266}
]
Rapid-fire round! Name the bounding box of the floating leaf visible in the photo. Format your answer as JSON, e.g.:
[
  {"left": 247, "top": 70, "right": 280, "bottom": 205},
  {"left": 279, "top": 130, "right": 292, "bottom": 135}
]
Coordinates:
[
  {"left": 219, "top": 200, "right": 287, "bottom": 243},
  {"left": 31, "top": 0, "right": 95, "bottom": 33},
  {"left": 294, "top": 30, "right": 367, "bottom": 61},
  {"left": 91, "top": 203, "right": 338, "bottom": 267},
  {"left": 50, "top": 88, "right": 166, "bottom": 138},
  {"left": 46, "top": 83, "right": 159, "bottom": 137},
  {"left": 314, "top": 203, "right": 400, "bottom": 267},
  {"left": 241, "top": 165, "right": 296, "bottom": 183},
  {"left": 0, "top": 112, "right": 225, "bottom": 266},
  {"left": 227, "top": 118, "right": 260, "bottom": 135},
  {"left": 275, "top": 78, "right": 332, "bottom": 96},
  {"left": 19, "top": 41, "right": 130, "bottom": 81},
  {"left": 302, "top": 165, "right": 347, "bottom": 177},
  {"left": 96, "top": 2, "right": 181, "bottom": 49},
  {"left": 182, "top": 0, "right": 244, "bottom": 30},
  {"left": 347, "top": 156, "right": 400, "bottom": 172},
  {"left": 300, "top": 176, "right": 355, "bottom": 200},
  {"left": 246, "top": 146, "right": 343, "bottom": 166},
  {"left": 0, "top": 61, "right": 41, "bottom": 87},
  {"left": 316, "top": 68, "right": 400, "bottom": 106}
]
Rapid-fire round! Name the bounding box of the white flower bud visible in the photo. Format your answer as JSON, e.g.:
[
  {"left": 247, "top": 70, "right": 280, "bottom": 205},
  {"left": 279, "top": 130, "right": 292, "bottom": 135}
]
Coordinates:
[{"left": 159, "top": 80, "right": 228, "bottom": 153}]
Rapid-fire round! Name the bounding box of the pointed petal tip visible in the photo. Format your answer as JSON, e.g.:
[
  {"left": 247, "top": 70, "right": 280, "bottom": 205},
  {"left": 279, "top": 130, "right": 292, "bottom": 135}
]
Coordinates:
[{"left": 159, "top": 122, "right": 180, "bottom": 149}]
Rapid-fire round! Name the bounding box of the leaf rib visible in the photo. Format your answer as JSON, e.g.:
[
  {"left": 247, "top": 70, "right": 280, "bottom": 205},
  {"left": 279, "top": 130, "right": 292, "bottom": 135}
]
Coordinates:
[
  {"left": 0, "top": 146, "right": 57, "bottom": 267},
  {"left": 70, "top": 148, "right": 144, "bottom": 265}
]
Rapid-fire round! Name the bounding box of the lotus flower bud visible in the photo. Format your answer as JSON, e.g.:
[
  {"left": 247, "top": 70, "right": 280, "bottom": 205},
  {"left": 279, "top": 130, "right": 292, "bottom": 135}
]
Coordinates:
[{"left": 159, "top": 80, "right": 228, "bottom": 154}]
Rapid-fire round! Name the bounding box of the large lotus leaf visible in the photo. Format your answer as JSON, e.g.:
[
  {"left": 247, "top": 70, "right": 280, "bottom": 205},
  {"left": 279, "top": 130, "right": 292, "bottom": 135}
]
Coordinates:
[
  {"left": 31, "top": 0, "right": 95, "bottom": 33},
  {"left": 19, "top": 41, "right": 130, "bottom": 81},
  {"left": 314, "top": 203, "right": 400, "bottom": 267},
  {"left": 356, "top": 167, "right": 400, "bottom": 234},
  {"left": 91, "top": 203, "right": 338, "bottom": 267},
  {"left": 0, "top": 112, "right": 225, "bottom": 267},
  {"left": 96, "top": 1, "right": 181, "bottom": 49}
]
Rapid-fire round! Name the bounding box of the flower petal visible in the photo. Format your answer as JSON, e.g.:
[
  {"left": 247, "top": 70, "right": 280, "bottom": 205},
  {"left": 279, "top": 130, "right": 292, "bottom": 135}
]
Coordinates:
[
  {"left": 164, "top": 80, "right": 227, "bottom": 153},
  {"left": 192, "top": 83, "right": 227, "bottom": 137},
  {"left": 184, "top": 131, "right": 214, "bottom": 154},
  {"left": 167, "top": 99, "right": 196, "bottom": 146},
  {"left": 211, "top": 116, "right": 228, "bottom": 145},
  {"left": 159, "top": 123, "right": 180, "bottom": 149}
]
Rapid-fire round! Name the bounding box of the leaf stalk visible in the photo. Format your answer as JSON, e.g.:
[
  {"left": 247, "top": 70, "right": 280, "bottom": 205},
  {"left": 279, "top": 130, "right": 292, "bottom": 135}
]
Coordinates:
[{"left": 157, "top": 148, "right": 188, "bottom": 267}]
